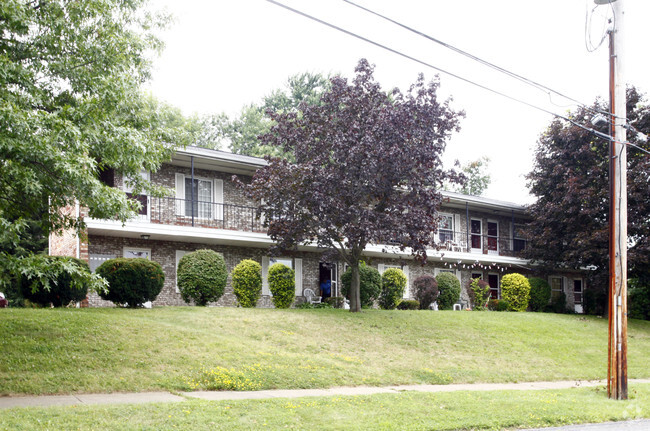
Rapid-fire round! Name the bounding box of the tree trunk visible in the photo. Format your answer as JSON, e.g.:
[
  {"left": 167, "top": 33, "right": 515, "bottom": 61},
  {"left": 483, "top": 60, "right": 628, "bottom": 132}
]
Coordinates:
[{"left": 349, "top": 262, "right": 361, "bottom": 312}]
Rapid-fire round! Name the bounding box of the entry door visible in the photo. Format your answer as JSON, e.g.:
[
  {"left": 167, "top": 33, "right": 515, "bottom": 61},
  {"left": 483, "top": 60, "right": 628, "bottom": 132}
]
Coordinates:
[
  {"left": 487, "top": 221, "right": 498, "bottom": 255},
  {"left": 471, "top": 219, "right": 482, "bottom": 253},
  {"left": 573, "top": 279, "right": 583, "bottom": 313},
  {"left": 488, "top": 274, "right": 499, "bottom": 299}
]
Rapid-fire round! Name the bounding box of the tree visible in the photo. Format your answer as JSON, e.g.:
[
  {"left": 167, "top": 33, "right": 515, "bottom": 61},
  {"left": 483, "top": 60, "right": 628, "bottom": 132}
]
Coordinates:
[
  {"left": 449, "top": 157, "right": 491, "bottom": 196},
  {"left": 242, "top": 59, "right": 464, "bottom": 312},
  {"left": 525, "top": 87, "right": 650, "bottom": 294},
  {"left": 0, "top": 0, "right": 190, "bottom": 289},
  {"left": 209, "top": 72, "right": 330, "bottom": 158}
]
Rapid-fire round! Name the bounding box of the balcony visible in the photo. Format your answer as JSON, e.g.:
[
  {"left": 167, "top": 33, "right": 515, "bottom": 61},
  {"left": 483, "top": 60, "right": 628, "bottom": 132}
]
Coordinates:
[
  {"left": 132, "top": 196, "right": 265, "bottom": 233},
  {"left": 435, "top": 229, "right": 527, "bottom": 258}
]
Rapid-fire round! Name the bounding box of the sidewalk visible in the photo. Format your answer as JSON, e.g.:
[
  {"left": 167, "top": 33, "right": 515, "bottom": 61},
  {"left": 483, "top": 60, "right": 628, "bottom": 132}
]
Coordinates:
[{"left": 2, "top": 378, "right": 650, "bottom": 409}]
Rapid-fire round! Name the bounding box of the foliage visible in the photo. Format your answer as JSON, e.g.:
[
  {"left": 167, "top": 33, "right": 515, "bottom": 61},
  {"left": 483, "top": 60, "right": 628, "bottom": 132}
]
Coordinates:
[
  {"left": 231, "top": 259, "right": 262, "bottom": 308},
  {"left": 324, "top": 296, "right": 346, "bottom": 308},
  {"left": 524, "top": 87, "right": 650, "bottom": 295},
  {"left": 379, "top": 268, "right": 407, "bottom": 310},
  {"left": 208, "top": 72, "right": 330, "bottom": 157},
  {"left": 436, "top": 273, "right": 461, "bottom": 310},
  {"left": 341, "top": 262, "right": 381, "bottom": 308},
  {"left": 500, "top": 273, "right": 531, "bottom": 312},
  {"left": 242, "top": 59, "right": 463, "bottom": 311},
  {"left": 582, "top": 286, "right": 606, "bottom": 316},
  {"left": 397, "top": 300, "right": 420, "bottom": 310},
  {"left": 548, "top": 292, "right": 568, "bottom": 314},
  {"left": 96, "top": 258, "right": 164, "bottom": 307},
  {"left": 468, "top": 278, "right": 491, "bottom": 310},
  {"left": 488, "top": 299, "right": 510, "bottom": 312},
  {"left": 449, "top": 156, "right": 491, "bottom": 196},
  {"left": 267, "top": 263, "right": 295, "bottom": 309},
  {"left": 20, "top": 257, "right": 90, "bottom": 307},
  {"left": 177, "top": 250, "right": 228, "bottom": 306},
  {"left": 628, "top": 279, "right": 650, "bottom": 320},
  {"left": 528, "top": 277, "right": 552, "bottom": 312},
  {"left": 413, "top": 275, "right": 439, "bottom": 310}
]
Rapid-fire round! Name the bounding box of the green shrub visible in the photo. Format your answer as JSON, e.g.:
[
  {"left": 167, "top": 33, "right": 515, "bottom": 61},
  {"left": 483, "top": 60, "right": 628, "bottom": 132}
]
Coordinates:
[
  {"left": 177, "top": 249, "right": 227, "bottom": 306},
  {"left": 500, "top": 273, "right": 531, "bottom": 312},
  {"left": 397, "top": 299, "right": 420, "bottom": 310},
  {"left": 379, "top": 268, "right": 407, "bottom": 310},
  {"left": 96, "top": 258, "right": 164, "bottom": 307},
  {"left": 584, "top": 285, "right": 607, "bottom": 316},
  {"left": 231, "top": 259, "right": 262, "bottom": 308},
  {"left": 528, "top": 277, "right": 551, "bottom": 312},
  {"left": 467, "top": 277, "right": 490, "bottom": 310},
  {"left": 341, "top": 262, "right": 381, "bottom": 308},
  {"left": 268, "top": 263, "right": 295, "bottom": 308},
  {"left": 325, "top": 296, "right": 345, "bottom": 308},
  {"left": 413, "top": 275, "right": 438, "bottom": 310},
  {"left": 487, "top": 298, "right": 509, "bottom": 311},
  {"left": 20, "top": 256, "right": 90, "bottom": 307},
  {"left": 436, "top": 272, "right": 461, "bottom": 310},
  {"left": 628, "top": 279, "right": 650, "bottom": 320},
  {"left": 548, "top": 292, "right": 568, "bottom": 313}
]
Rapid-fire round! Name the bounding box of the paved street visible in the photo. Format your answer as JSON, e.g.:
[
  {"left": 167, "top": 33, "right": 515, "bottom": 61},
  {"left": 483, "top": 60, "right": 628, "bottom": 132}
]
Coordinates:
[{"left": 524, "top": 419, "right": 650, "bottom": 430}]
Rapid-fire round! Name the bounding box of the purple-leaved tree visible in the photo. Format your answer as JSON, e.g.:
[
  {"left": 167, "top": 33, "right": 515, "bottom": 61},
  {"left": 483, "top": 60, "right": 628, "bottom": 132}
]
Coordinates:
[{"left": 240, "top": 59, "right": 464, "bottom": 312}]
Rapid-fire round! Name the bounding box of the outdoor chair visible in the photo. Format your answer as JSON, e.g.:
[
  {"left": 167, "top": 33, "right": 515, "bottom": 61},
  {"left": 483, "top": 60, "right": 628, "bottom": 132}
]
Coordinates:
[{"left": 303, "top": 288, "right": 321, "bottom": 304}]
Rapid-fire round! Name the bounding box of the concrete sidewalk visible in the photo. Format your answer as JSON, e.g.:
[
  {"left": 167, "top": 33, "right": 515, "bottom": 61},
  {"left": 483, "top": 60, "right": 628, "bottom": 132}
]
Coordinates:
[{"left": 2, "top": 378, "right": 650, "bottom": 410}]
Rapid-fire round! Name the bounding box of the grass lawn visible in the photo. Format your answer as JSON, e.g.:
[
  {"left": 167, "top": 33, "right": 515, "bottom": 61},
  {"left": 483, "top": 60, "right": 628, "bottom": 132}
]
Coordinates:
[
  {"left": 1, "top": 307, "right": 649, "bottom": 395},
  {"left": 2, "top": 384, "right": 650, "bottom": 430}
]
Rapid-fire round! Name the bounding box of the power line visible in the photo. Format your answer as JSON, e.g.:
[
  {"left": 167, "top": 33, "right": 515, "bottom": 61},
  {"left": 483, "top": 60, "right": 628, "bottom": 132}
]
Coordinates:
[
  {"left": 343, "top": 0, "right": 614, "bottom": 120},
  {"left": 265, "top": 0, "right": 618, "bottom": 141}
]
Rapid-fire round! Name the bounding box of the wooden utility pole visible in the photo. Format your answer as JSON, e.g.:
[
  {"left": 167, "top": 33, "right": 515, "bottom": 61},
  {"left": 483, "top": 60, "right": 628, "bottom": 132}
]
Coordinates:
[{"left": 604, "top": 0, "right": 627, "bottom": 400}]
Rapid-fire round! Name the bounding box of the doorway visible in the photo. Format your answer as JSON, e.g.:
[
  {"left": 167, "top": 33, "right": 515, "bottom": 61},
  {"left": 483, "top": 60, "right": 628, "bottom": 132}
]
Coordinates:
[{"left": 319, "top": 262, "right": 337, "bottom": 299}]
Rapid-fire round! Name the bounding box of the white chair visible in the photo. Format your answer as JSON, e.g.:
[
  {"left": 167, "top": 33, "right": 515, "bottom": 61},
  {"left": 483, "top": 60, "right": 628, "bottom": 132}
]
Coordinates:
[{"left": 303, "top": 288, "right": 321, "bottom": 304}]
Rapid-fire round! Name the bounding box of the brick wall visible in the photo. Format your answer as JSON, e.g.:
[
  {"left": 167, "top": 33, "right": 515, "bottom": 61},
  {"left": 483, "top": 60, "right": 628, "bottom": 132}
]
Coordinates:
[{"left": 87, "top": 235, "right": 321, "bottom": 308}]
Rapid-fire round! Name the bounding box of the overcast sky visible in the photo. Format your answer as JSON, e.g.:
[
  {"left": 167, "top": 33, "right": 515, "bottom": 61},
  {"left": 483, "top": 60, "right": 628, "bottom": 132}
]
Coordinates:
[{"left": 146, "top": 0, "right": 649, "bottom": 205}]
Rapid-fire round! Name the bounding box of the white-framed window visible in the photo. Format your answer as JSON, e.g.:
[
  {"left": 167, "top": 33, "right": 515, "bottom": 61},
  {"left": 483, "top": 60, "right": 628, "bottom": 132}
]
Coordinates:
[
  {"left": 123, "top": 170, "right": 150, "bottom": 221},
  {"left": 550, "top": 276, "right": 564, "bottom": 300},
  {"left": 512, "top": 223, "right": 526, "bottom": 253},
  {"left": 175, "top": 250, "right": 190, "bottom": 293},
  {"left": 470, "top": 219, "right": 482, "bottom": 253},
  {"left": 438, "top": 213, "right": 454, "bottom": 243},
  {"left": 262, "top": 256, "right": 303, "bottom": 297},
  {"left": 487, "top": 220, "right": 498, "bottom": 255},
  {"left": 123, "top": 247, "right": 151, "bottom": 260},
  {"left": 89, "top": 254, "right": 116, "bottom": 272},
  {"left": 175, "top": 173, "right": 223, "bottom": 220},
  {"left": 378, "top": 263, "right": 410, "bottom": 298}
]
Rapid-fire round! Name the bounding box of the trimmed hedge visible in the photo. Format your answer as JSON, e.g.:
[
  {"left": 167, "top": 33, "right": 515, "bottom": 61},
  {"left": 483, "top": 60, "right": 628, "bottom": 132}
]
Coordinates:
[
  {"left": 231, "top": 259, "right": 262, "bottom": 308},
  {"left": 468, "top": 277, "right": 490, "bottom": 310},
  {"left": 21, "top": 256, "right": 90, "bottom": 307},
  {"left": 379, "top": 268, "right": 407, "bottom": 310},
  {"left": 436, "top": 272, "right": 461, "bottom": 310},
  {"left": 528, "top": 277, "right": 551, "bottom": 312},
  {"left": 500, "top": 273, "right": 531, "bottom": 312},
  {"left": 413, "top": 275, "right": 438, "bottom": 310},
  {"left": 268, "top": 263, "right": 295, "bottom": 308},
  {"left": 177, "top": 249, "right": 227, "bottom": 306},
  {"left": 341, "top": 262, "right": 381, "bottom": 308},
  {"left": 397, "top": 299, "right": 420, "bottom": 310},
  {"left": 96, "top": 258, "right": 164, "bottom": 307}
]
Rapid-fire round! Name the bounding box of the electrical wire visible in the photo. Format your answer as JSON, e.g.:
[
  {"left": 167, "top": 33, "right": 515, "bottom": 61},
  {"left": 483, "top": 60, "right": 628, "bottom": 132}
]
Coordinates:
[
  {"left": 343, "top": 0, "right": 611, "bottom": 118},
  {"left": 265, "top": 0, "right": 621, "bottom": 142},
  {"left": 585, "top": 0, "right": 613, "bottom": 53}
]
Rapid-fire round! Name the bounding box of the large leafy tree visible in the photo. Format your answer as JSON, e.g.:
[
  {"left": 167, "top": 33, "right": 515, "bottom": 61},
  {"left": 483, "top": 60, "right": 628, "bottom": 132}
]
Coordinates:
[
  {"left": 0, "top": 0, "right": 189, "bottom": 290},
  {"left": 448, "top": 156, "right": 491, "bottom": 196},
  {"left": 242, "top": 59, "right": 464, "bottom": 312},
  {"left": 524, "top": 87, "right": 650, "bottom": 296},
  {"left": 205, "top": 72, "right": 330, "bottom": 157}
]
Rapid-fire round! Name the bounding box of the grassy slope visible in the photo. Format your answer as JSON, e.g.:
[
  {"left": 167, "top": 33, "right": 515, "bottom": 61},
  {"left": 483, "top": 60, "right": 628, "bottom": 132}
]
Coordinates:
[{"left": 1, "top": 307, "right": 649, "bottom": 395}]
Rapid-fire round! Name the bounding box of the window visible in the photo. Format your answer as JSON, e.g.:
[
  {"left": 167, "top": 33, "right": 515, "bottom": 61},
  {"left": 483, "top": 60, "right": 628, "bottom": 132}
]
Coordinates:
[
  {"left": 470, "top": 219, "right": 482, "bottom": 252},
  {"left": 175, "top": 250, "right": 189, "bottom": 293},
  {"left": 175, "top": 174, "right": 223, "bottom": 220},
  {"left": 550, "top": 276, "right": 564, "bottom": 300},
  {"left": 124, "top": 170, "right": 149, "bottom": 220},
  {"left": 379, "top": 263, "right": 410, "bottom": 298},
  {"left": 513, "top": 223, "right": 526, "bottom": 253},
  {"left": 438, "top": 214, "right": 454, "bottom": 243},
  {"left": 123, "top": 247, "right": 151, "bottom": 259},
  {"left": 573, "top": 279, "right": 583, "bottom": 304},
  {"left": 262, "top": 257, "right": 303, "bottom": 296},
  {"left": 270, "top": 257, "right": 293, "bottom": 269},
  {"left": 89, "top": 254, "right": 116, "bottom": 272}
]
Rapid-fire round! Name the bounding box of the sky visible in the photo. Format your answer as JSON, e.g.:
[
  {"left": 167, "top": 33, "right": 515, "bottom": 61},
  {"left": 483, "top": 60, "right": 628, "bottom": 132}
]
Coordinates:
[{"left": 146, "top": 0, "right": 650, "bottom": 205}]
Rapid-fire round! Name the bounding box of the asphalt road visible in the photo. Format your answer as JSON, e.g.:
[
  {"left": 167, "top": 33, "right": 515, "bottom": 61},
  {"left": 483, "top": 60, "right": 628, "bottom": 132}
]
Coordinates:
[{"left": 523, "top": 419, "right": 650, "bottom": 430}]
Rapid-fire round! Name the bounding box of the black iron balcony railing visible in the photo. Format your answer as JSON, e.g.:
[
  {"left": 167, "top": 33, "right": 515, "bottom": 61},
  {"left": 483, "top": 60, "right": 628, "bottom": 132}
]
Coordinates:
[
  {"left": 132, "top": 196, "right": 265, "bottom": 233},
  {"left": 128, "top": 197, "right": 527, "bottom": 257}
]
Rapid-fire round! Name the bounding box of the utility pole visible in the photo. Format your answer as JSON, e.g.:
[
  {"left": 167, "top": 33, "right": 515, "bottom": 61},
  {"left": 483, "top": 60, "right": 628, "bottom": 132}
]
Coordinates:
[{"left": 599, "top": 0, "right": 627, "bottom": 400}]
